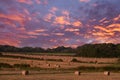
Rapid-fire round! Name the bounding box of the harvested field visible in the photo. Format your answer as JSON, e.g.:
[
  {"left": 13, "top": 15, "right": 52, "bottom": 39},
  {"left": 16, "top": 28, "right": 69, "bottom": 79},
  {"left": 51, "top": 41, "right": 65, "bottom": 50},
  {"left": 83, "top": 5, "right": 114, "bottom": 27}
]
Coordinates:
[
  {"left": 0, "top": 57, "right": 115, "bottom": 69},
  {"left": 2, "top": 53, "right": 118, "bottom": 63},
  {"left": 0, "top": 71, "right": 120, "bottom": 80},
  {"left": 0, "top": 53, "right": 120, "bottom": 80}
]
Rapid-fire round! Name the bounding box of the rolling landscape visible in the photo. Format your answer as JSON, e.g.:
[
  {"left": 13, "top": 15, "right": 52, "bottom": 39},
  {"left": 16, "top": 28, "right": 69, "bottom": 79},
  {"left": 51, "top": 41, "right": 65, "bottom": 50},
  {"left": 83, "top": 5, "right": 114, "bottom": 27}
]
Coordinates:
[
  {"left": 0, "top": 0, "right": 120, "bottom": 80},
  {"left": 0, "top": 44, "right": 120, "bottom": 80}
]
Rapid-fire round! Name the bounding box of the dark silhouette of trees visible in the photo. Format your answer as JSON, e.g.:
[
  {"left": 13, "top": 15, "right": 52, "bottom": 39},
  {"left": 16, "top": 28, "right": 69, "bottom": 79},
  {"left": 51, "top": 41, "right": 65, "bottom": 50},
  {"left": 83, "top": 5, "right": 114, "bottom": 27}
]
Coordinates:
[
  {"left": 0, "top": 43, "right": 120, "bottom": 58},
  {"left": 46, "top": 46, "right": 75, "bottom": 53},
  {"left": 0, "top": 45, "right": 45, "bottom": 53},
  {"left": 76, "top": 43, "right": 120, "bottom": 58}
]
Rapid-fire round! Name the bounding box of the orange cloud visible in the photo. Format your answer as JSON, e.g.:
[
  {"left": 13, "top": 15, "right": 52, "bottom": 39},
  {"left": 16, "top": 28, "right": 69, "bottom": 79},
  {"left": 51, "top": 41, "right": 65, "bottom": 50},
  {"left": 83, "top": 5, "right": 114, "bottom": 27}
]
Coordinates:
[
  {"left": 64, "top": 38, "right": 69, "bottom": 41},
  {"left": 0, "top": 13, "right": 25, "bottom": 25},
  {"left": 50, "top": 39, "right": 57, "bottom": 42},
  {"left": 0, "top": 30, "right": 38, "bottom": 47},
  {"left": 0, "top": 39, "right": 21, "bottom": 47},
  {"left": 74, "top": 32, "right": 80, "bottom": 35},
  {"left": 113, "top": 15, "right": 120, "bottom": 21},
  {"left": 3, "top": 21, "right": 16, "bottom": 28},
  {"left": 23, "top": 8, "right": 30, "bottom": 15},
  {"left": 65, "top": 28, "right": 79, "bottom": 32},
  {"left": 99, "top": 17, "right": 107, "bottom": 23},
  {"left": 17, "top": 0, "right": 33, "bottom": 5},
  {"left": 35, "top": 0, "right": 41, "bottom": 4},
  {"left": 72, "top": 21, "right": 82, "bottom": 27},
  {"left": 27, "top": 32, "right": 40, "bottom": 35},
  {"left": 44, "top": 9, "right": 83, "bottom": 28},
  {"left": 50, "top": 7, "right": 58, "bottom": 14},
  {"left": 0, "top": 32, "right": 21, "bottom": 46},
  {"left": 62, "top": 10, "right": 69, "bottom": 16},
  {"left": 54, "top": 16, "right": 70, "bottom": 25},
  {"left": 91, "top": 22, "right": 120, "bottom": 43},
  {"left": 92, "top": 32, "right": 114, "bottom": 37},
  {"left": 44, "top": 13, "right": 54, "bottom": 22},
  {"left": 35, "top": 29, "right": 47, "bottom": 32},
  {"left": 62, "top": 10, "right": 70, "bottom": 20},
  {"left": 94, "top": 26, "right": 111, "bottom": 33},
  {"left": 27, "top": 29, "right": 46, "bottom": 36},
  {"left": 79, "top": 0, "right": 90, "bottom": 2}
]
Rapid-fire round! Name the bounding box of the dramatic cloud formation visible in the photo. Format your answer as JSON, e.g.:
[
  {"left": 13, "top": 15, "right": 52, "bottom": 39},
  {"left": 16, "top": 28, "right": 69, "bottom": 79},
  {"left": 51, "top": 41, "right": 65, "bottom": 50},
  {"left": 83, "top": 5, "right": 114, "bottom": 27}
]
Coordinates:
[{"left": 0, "top": 0, "right": 120, "bottom": 48}]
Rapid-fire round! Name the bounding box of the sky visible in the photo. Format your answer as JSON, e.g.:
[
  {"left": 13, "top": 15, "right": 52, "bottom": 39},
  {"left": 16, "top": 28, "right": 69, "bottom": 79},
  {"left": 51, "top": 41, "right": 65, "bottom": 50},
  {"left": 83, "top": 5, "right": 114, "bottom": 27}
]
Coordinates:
[{"left": 0, "top": 0, "right": 120, "bottom": 48}]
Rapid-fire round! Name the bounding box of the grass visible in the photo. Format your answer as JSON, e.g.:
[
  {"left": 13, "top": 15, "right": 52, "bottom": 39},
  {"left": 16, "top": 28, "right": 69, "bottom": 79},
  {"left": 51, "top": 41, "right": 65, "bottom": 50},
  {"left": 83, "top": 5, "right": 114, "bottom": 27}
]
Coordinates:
[
  {"left": 0, "top": 52, "right": 119, "bottom": 72},
  {"left": 70, "top": 58, "right": 80, "bottom": 62},
  {"left": 1, "top": 71, "right": 120, "bottom": 80},
  {"left": 75, "top": 64, "right": 120, "bottom": 72},
  {"left": 14, "top": 64, "right": 30, "bottom": 68},
  {"left": 0, "top": 53, "right": 120, "bottom": 80},
  {"left": 0, "top": 63, "right": 13, "bottom": 68},
  {"left": 70, "top": 58, "right": 91, "bottom": 63},
  {"left": 0, "top": 55, "right": 63, "bottom": 62},
  {"left": 2, "top": 52, "right": 75, "bottom": 56},
  {"left": 45, "top": 59, "right": 63, "bottom": 62},
  {"left": 1, "top": 62, "right": 120, "bottom": 72}
]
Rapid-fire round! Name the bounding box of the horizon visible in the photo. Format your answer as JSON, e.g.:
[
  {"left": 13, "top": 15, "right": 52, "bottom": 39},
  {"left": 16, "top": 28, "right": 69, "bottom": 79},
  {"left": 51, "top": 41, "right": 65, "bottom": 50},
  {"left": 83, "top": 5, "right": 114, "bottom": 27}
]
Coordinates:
[
  {"left": 0, "top": 0, "right": 120, "bottom": 48},
  {"left": 0, "top": 43, "right": 119, "bottom": 49}
]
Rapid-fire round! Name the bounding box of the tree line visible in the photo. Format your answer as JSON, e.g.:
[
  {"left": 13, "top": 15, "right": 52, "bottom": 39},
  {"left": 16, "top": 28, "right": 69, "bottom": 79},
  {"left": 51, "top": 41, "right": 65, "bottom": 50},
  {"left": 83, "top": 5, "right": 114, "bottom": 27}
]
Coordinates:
[
  {"left": 0, "top": 43, "right": 120, "bottom": 58},
  {"left": 76, "top": 43, "right": 120, "bottom": 58},
  {"left": 0, "top": 45, "right": 74, "bottom": 53}
]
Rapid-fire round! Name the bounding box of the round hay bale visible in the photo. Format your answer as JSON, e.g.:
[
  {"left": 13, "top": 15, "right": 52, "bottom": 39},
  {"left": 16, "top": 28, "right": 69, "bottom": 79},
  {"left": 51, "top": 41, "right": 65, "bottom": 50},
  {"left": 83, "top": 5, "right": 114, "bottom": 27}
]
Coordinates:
[
  {"left": 104, "top": 71, "right": 110, "bottom": 76},
  {"left": 55, "top": 64, "right": 60, "bottom": 68},
  {"left": 95, "top": 60, "right": 98, "bottom": 64},
  {"left": 22, "top": 70, "right": 29, "bottom": 75},
  {"left": 74, "top": 71, "right": 81, "bottom": 75},
  {"left": 46, "top": 64, "right": 50, "bottom": 67}
]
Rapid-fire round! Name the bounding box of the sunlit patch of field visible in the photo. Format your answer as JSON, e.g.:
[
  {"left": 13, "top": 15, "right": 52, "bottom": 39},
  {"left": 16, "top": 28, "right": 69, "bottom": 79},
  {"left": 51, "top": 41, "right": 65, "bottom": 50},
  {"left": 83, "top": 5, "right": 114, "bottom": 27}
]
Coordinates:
[
  {"left": 0, "top": 55, "right": 117, "bottom": 69},
  {"left": 0, "top": 71, "right": 120, "bottom": 80},
  {"left": 0, "top": 53, "right": 120, "bottom": 80},
  {"left": 0, "top": 53, "right": 119, "bottom": 70}
]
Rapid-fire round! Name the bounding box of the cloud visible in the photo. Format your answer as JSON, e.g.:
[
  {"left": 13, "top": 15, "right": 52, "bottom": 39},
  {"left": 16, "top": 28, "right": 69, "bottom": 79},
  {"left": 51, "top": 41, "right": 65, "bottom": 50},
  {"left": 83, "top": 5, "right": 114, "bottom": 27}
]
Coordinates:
[
  {"left": 35, "top": 0, "right": 41, "bottom": 4},
  {"left": 44, "top": 13, "right": 54, "bottom": 22},
  {"left": 52, "top": 33, "right": 64, "bottom": 36},
  {"left": 0, "top": 0, "right": 120, "bottom": 48},
  {"left": 17, "top": 0, "right": 33, "bottom": 5},
  {"left": 0, "top": 13, "right": 25, "bottom": 24},
  {"left": 49, "top": 7, "right": 58, "bottom": 14},
  {"left": 72, "top": 21, "right": 82, "bottom": 27},
  {"left": 113, "top": 15, "right": 120, "bottom": 21},
  {"left": 79, "top": 0, "right": 90, "bottom": 3},
  {"left": 91, "top": 23, "right": 120, "bottom": 43},
  {"left": 65, "top": 28, "right": 79, "bottom": 32},
  {"left": 54, "top": 16, "right": 70, "bottom": 25}
]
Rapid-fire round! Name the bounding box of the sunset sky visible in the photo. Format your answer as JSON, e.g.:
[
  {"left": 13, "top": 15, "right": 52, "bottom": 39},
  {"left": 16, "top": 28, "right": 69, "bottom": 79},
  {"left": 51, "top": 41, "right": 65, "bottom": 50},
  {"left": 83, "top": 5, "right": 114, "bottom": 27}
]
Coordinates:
[{"left": 0, "top": 0, "right": 120, "bottom": 48}]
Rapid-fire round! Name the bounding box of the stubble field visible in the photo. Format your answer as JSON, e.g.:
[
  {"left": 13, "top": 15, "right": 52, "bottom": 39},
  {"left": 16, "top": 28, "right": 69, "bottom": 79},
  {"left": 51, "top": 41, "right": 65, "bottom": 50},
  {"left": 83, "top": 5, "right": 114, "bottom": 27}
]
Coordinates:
[
  {"left": 0, "top": 53, "right": 120, "bottom": 80},
  {"left": 0, "top": 71, "right": 120, "bottom": 80}
]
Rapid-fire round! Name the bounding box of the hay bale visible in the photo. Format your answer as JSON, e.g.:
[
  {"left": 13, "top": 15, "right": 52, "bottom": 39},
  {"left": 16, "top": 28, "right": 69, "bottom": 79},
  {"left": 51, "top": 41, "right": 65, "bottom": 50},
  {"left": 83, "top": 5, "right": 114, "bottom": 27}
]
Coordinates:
[
  {"left": 55, "top": 64, "right": 60, "bottom": 68},
  {"left": 104, "top": 71, "right": 110, "bottom": 76},
  {"left": 46, "top": 64, "right": 50, "bottom": 67},
  {"left": 22, "top": 70, "right": 29, "bottom": 75},
  {"left": 74, "top": 71, "right": 81, "bottom": 75},
  {"left": 95, "top": 60, "right": 98, "bottom": 64}
]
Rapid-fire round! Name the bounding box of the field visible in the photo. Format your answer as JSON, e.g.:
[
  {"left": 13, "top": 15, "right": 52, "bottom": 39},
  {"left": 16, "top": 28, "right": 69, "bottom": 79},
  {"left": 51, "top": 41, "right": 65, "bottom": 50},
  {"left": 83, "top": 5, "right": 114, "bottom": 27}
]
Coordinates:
[
  {"left": 0, "top": 53, "right": 120, "bottom": 80},
  {"left": 0, "top": 71, "right": 120, "bottom": 80}
]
